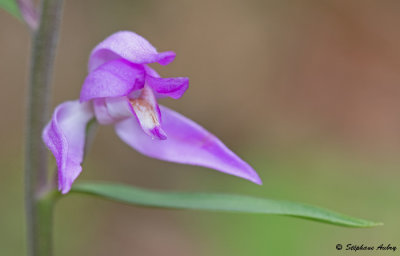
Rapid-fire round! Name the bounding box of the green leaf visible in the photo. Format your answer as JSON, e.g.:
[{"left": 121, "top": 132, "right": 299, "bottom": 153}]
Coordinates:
[
  {"left": 0, "top": 0, "right": 21, "bottom": 18},
  {"left": 71, "top": 182, "right": 381, "bottom": 228}
]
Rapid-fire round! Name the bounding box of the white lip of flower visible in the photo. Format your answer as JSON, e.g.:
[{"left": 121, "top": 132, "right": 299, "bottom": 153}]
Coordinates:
[
  {"left": 129, "top": 98, "right": 160, "bottom": 136},
  {"left": 126, "top": 85, "right": 167, "bottom": 140}
]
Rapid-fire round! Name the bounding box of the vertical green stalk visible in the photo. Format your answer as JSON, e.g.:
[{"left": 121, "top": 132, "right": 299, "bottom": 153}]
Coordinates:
[{"left": 25, "top": 0, "right": 63, "bottom": 255}]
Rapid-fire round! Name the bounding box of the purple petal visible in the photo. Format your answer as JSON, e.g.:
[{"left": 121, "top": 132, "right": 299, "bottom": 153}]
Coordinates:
[
  {"left": 93, "top": 97, "right": 133, "bottom": 125},
  {"left": 89, "top": 31, "right": 176, "bottom": 71},
  {"left": 16, "top": 0, "right": 39, "bottom": 30},
  {"left": 144, "top": 65, "right": 160, "bottom": 77},
  {"left": 80, "top": 59, "right": 145, "bottom": 102},
  {"left": 92, "top": 98, "right": 114, "bottom": 125},
  {"left": 42, "top": 100, "right": 94, "bottom": 194},
  {"left": 129, "top": 86, "right": 167, "bottom": 140},
  {"left": 114, "top": 105, "right": 262, "bottom": 184},
  {"left": 147, "top": 75, "right": 189, "bottom": 99}
]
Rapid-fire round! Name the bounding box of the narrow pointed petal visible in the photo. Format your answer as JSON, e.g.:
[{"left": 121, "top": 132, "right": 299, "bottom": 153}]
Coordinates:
[
  {"left": 129, "top": 86, "right": 167, "bottom": 140},
  {"left": 147, "top": 75, "right": 189, "bottom": 99},
  {"left": 89, "top": 31, "right": 176, "bottom": 71},
  {"left": 115, "top": 106, "right": 262, "bottom": 184},
  {"left": 42, "top": 101, "right": 94, "bottom": 194},
  {"left": 80, "top": 59, "right": 145, "bottom": 102}
]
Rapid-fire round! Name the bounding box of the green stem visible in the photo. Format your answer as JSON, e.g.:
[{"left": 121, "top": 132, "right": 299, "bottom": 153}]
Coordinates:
[
  {"left": 24, "top": 0, "right": 63, "bottom": 255},
  {"left": 34, "top": 191, "right": 60, "bottom": 255}
]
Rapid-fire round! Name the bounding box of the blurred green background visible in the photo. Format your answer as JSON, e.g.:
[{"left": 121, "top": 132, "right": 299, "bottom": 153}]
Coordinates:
[{"left": 1, "top": 0, "right": 400, "bottom": 255}]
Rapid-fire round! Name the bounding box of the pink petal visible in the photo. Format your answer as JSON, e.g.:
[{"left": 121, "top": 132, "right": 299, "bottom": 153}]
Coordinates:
[
  {"left": 114, "top": 105, "right": 262, "bottom": 184},
  {"left": 92, "top": 98, "right": 115, "bottom": 125},
  {"left": 42, "top": 101, "right": 94, "bottom": 194},
  {"left": 80, "top": 59, "right": 145, "bottom": 102},
  {"left": 89, "top": 31, "right": 176, "bottom": 72},
  {"left": 93, "top": 97, "right": 133, "bottom": 125},
  {"left": 147, "top": 75, "right": 189, "bottom": 99}
]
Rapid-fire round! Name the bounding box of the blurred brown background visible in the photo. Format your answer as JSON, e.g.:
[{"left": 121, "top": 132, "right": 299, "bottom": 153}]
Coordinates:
[{"left": 1, "top": 0, "right": 400, "bottom": 255}]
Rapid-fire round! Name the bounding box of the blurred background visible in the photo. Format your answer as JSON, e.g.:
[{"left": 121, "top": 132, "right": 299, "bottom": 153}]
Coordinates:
[{"left": 1, "top": 0, "right": 400, "bottom": 255}]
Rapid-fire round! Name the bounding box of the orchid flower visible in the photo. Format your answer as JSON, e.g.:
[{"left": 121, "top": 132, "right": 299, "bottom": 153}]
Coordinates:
[{"left": 42, "top": 31, "right": 261, "bottom": 194}]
